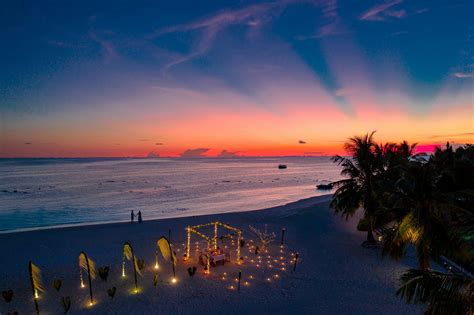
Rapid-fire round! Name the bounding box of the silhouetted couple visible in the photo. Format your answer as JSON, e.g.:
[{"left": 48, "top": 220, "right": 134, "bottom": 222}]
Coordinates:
[{"left": 131, "top": 210, "right": 143, "bottom": 224}]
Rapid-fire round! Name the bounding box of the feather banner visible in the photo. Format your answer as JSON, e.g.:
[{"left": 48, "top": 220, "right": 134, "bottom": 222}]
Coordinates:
[
  {"left": 29, "top": 261, "right": 43, "bottom": 315},
  {"left": 157, "top": 236, "right": 176, "bottom": 277},
  {"left": 30, "top": 262, "right": 45, "bottom": 294},
  {"left": 79, "top": 253, "right": 96, "bottom": 279},
  {"left": 78, "top": 251, "right": 95, "bottom": 305},
  {"left": 123, "top": 242, "right": 142, "bottom": 276},
  {"left": 158, "top": 237, "right": 176, "bottom": 265}
]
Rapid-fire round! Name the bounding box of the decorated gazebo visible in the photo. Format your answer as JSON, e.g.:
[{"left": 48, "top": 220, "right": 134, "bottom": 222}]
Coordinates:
[{"left": 184, "top": 221, "right": 242, "bottom": 274}]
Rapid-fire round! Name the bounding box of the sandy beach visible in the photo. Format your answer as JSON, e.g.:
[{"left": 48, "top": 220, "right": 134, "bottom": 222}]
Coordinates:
[{"left": 0, "top": 195, "right": 420, "bottom": 314}]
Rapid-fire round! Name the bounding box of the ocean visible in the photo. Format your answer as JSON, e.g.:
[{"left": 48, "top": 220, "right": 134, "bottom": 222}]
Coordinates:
[{"left": 0, "top": 157, "right": 341, "bottom": 232}]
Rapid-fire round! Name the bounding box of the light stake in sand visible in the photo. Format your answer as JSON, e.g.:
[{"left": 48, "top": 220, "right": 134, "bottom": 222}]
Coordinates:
[
  {"left": 238, "top": 271, "right": 242, "bottom": 292},
  {"left": 293, "top": 253, "right": 299, "bottom": 271},
  {"left": 28, "top": 261, "right": 44, "bottom": 315},
  {"left": 78, "top": 251, "right": 96, "bottom": 306},
  {"left": 280, "top": 228, "right": 286, "bottom": 245}
]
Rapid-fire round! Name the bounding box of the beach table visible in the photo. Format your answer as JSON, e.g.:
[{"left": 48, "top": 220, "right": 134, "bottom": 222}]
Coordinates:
[{"left": 212, "top": 253, "right": 226, "bottom": 266}]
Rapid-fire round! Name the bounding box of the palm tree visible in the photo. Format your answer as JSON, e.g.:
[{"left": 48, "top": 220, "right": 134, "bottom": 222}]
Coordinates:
[
  {"left": 382, "top": 160, "right": 468, "bottom": 269},
  {"left": 331, "top": 131, "right": 384, "bottom": 244},
  {"left": 397, "top": 268, "right": 474, "bottom": 314}
]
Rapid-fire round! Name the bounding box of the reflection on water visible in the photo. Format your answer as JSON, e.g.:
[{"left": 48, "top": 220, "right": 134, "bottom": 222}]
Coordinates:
[{"left": 0, "top": 157, "right": 341, "bottom": 231}]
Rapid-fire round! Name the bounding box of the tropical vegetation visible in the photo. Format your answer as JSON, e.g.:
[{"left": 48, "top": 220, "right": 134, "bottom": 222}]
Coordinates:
[{"left": 331, "top": 132, "right": 474, "bottom": 314}]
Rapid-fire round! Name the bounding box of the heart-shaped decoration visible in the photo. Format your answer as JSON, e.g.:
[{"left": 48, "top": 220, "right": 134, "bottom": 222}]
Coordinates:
[
  {"left": 2, "top": 289, "right": 13, "bottom": 302},
  {"left": 53, "top": 279, "right": 62, "bottom": 291},
  {"left": 98, "top": 266, "right": 110, "bottom": 281},
  {"left": 187, "top": 266, "right": 197, "bottom": 277},
  {"left": 61, "top": 296, "right": 71, "bottom": 314},
  {"left": 107, "top": 287, "right": 116, "bottom": 299},
  {"left": 136, "top": 259, "right": 145, "bottom": 271}
]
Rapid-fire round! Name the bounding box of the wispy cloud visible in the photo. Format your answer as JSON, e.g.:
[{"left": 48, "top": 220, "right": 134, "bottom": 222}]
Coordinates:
[
  {"left": 217, "top": 150, "right": 241, "bottom": 157},
  {"left": 148, "top": 0, "right": 330, "bottom": 70},
  {"left": 90, "top": 32, "right": 119, "bottom": 63},
  {"left": 298, "top": 140, "right": 306, "bottom": 144},
  {"left": 296, "top": 0, "right": 347, "bottom": 39},
  {"left": 453, "top": 72, "right": 474, "bottom": 78},
  {"left": 428, "top": 132, "right": 474, "bottom": 138},
  {"left": 360, "top": 0, "right": 403, "bottom": 21},
  {"left": 148, "top": 3, "right": 278, "bottom": 71},
  {"left": 180, "top": 148, "right": 210, "bottom": 158},
  {"left": 334, "top": 87, "right": 353, "bottom": 96},
  {"left": 147, "top": 151, "right": 160, "bottom": 158}
]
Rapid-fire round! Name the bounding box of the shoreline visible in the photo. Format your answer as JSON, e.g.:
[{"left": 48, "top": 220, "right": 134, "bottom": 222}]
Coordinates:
[{"left": 0, "top": 194, "right": 333, "bottom": 235}]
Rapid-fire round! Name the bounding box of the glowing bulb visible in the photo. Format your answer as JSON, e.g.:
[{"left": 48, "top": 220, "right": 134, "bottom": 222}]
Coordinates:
[
  {"left": 172, "top": 277, "right": 177, "bottom": 284},
  {"left": 266, "top": 277, "right": 271, "bottom": 282},
  {"left": 154, "top": 263, "right": 159, "bottom": 270},
  {"left": 89, "top": 302, "right": 93, "bottom": 306},
  {"left": 34, "top": 290, "right": 39, "bottom": 299},
  {"left": 81, "top": 283, "right": 85, "bottom": 288},
  {"left": 244, "top": 281, "right": 250, "bottom": 286},
  {"left": 274, "top": 274, "right": 279, "bottom": 278}
]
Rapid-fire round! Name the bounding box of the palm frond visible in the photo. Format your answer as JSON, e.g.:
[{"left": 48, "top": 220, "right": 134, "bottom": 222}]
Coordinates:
[{"left": 397, "top": 269, "right": 474, "bottom": 314}]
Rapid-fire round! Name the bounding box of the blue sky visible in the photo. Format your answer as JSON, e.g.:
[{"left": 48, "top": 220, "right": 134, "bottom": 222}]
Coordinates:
[{"left": 0, "top": 0, "right": 473, "bottom": 157}]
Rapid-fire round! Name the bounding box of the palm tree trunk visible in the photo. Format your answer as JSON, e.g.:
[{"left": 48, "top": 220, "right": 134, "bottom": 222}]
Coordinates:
[
  {"left": 366, "top": 216, "right": 376, "bottom": 243},
  {"left": 367, "top": 229, "right": 375, "bottom": 243}
]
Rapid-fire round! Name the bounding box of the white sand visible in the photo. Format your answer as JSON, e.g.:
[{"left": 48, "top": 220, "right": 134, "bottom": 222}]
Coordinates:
[{"left": 0, "top": 195, "right": 420, "bottom": 314}]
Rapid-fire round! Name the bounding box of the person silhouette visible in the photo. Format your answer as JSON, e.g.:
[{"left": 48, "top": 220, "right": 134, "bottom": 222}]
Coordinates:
[
  {"left": 131, "top": 210, "right": 135, "bottom": 223},
  {"left": 138, "top": 211, "right": 142, "bottom": 223}
]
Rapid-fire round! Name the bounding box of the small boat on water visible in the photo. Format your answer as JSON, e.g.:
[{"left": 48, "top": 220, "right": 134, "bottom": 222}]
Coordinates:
[
  {"left": 316, "top": 183, "right": 333, "bottom": 190},
  {"left": 278, "top": 164, "right": 287, "bottom": 169}
]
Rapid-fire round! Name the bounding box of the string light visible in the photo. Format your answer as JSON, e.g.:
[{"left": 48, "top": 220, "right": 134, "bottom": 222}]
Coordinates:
[
  {"left": 172, "top": 277, "right": 177, "bottom": 284},
  {"left": 34, "top": 290, "right": 39, "bottom": 299}
]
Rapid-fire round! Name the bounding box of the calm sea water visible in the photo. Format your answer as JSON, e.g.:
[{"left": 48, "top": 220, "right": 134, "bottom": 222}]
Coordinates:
[{"left": 0, "top": 157, "right": 341, "bottom": 232}]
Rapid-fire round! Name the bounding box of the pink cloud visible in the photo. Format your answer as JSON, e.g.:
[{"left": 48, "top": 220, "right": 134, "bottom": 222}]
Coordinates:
[
  {"left": 414, "top": 144, "right": 440, "bottom": 154},
  {"left": 360, "top": 0, "right": 403, "bottom": 21}
]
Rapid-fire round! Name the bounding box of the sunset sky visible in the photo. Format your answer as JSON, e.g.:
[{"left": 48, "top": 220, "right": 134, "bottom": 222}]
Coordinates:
[{"left": 1, "top": 0, "right": 473, "bottom": 157}]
